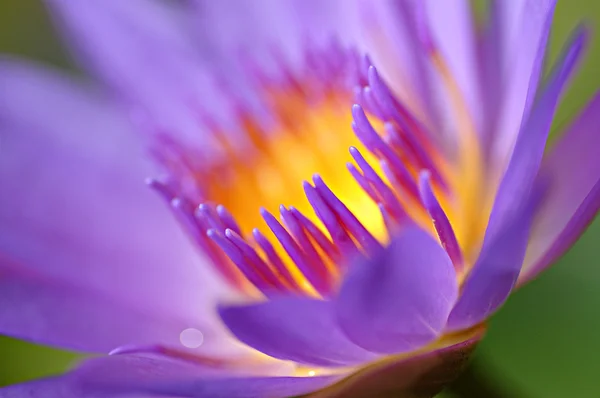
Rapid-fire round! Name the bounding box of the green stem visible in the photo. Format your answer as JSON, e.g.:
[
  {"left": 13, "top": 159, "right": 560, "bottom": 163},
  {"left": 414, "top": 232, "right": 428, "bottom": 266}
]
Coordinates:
[{"left": 444, "top": 357, "right": 523, "bottom": 398}]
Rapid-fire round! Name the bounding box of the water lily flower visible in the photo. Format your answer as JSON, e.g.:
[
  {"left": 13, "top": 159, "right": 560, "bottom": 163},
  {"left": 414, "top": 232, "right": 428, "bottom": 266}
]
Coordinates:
[{"left": 1, "top": 0, "right": 598, "bottom": 397}]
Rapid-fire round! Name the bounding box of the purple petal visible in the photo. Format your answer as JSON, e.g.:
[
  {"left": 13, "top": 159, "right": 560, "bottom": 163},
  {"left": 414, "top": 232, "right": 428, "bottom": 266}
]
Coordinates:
[
  {"left": 96, "top": 376, "right": 337, "bottom": 398},
  {"left": 446, "top": 28, "right": 587, "bottom": 331},
  {"left": 219, "top": 297, "right": 378, "bottom": 367},
  {"left": 487, "top": 26, "right": 587, "bottom": 238},
  {"left": 492, "top": 0, "right": 557, "bottom": 168},
  {"left": 423, "top": 0, "right": 482, "bottom": 134},
  {"left": 0, "top": 263, "right": 207, "bottom": 354},
  {"left": 75, "top": 353, "right": 332, "bottom": 398},
  {"left": 72, "top": 354, "right": 318, "bottom": 398},
  {"left": 45, "top": 0, "right": 230, "bottom": 141},
  {"left": 357, "top": 0, "right": 437, "bottom": 126},
  {"left": 0, "top": 60, "right": 233, "bottom": 352},
  {"left": 446, "top": 196, "right": 537, "bottom": 332},
  {"left": 335, "top": 227, "right": 458, "bottom": 354},
  {"left": 0, "top": 378, "right": 82, "bottom": 398},
  {"left": 519, "top": 92, "right": 600, "bottom": 284},
  {"left": 71, "top": 326, "right": 485, "bottom": 398},
  {"left": 192, "top": 0, "right": 359, "bottom": 61}
]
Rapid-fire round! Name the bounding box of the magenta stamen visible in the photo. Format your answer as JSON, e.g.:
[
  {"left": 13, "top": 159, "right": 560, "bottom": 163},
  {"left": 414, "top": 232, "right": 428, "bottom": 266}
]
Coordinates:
[
  {"left": 216, "top": 205, "right": 243, "bottom": 236},
  {"left": 360, "top": 86, "right": 386, "bottom": 120},
  {"left": 280, "top": 206, "right": 330, "bottom": 282},
  {"left": 378, "top": 159, "right": 413, "bottom": 222},
  {"left": 385, "top": 121, "right": 447, "bottom": 191},
  {"left": 146, "top": 178, "right": 177, "bottom": 201},
  {"left": 366, "top": 65, "right": 400, "bottom": 123},
  {"left": 196, "top": 203, "right": 225, "bottom": 232},
  {"left": 312, "top": 175, "right": 382, "bottom": 255},
  {"left": 167, "top": 198, "right": 244, "bottom": 287},
  {"left": 252, "top": 228, "right": 300, "bottom": 291},
  {"left": 347, "top": 162, "right": 380, "bottom": 202},
  {"left": 418, "top": 171, "right": 464, "bottom": 271},
  {"left": 378, "top": 203, "right": 398, "bottom": 235},
  {"left": 363, "top": 65, "right": 440, "bottom": 157},
  {"left": 357, "top": 54, "right": 372, "bottom": 86},
  {"left": 303, "top": 181, "right": 358, "bottom": 257},
  {"left": 207, "top": 229, "right": 277, "bottom": 297},
  {"left": 383, "top": 122, "right": 420, "bottom": 168},
  {"left": 289, "top": 207, "right": 343, "bottom": 265},
  {"left": 349, "top": 147, "right": 406, "bottom": 223},
  {"left": 351, "top": 105, "right": 420, "bottom": 199},
  {"left": 261, "top": 208, "right": 332, "bottom": 296},
  {"left": 224, "top": 229, "right": 285, "bottom": 290}
]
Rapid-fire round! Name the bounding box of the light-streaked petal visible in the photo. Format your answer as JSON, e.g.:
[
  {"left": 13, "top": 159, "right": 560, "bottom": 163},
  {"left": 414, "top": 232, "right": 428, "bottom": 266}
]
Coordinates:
[
  {"left": 219, "top": 298, "right": 377, "bottom": 367},
  {"left": 492, "top": 0, "right": 557, "bottom": 169},
  {"left": 45, "top": 0, "right": 228, "bottom": 143},
  {"left": 192, "top": 0, "right": 360, "bottom": 63},
  {"left": 357, "top": 0, "right": 480, "bottom": 154},
  {"left": 335, "top": 227, "right": 457, "bottom": 354},
  {"left": 0, "top": 262, "right": 190, "bottom": 353},
  {"left": 423, "top": 0, "right": 482, "bottom": 135},
  {"left": 73, "top": 354, "right": 338, "bottom": 398},
  {"left": 0, "top": 59, "right": 233, "bottom": 352},
  {"left": 446, "top": 29, "right": 587, "bottom": 331},
  {"left": 519, "top": 92, "right": 600, "bottom": 284},
  {"left": 79, "top": 326, "right": 485, "bottom": 398}
]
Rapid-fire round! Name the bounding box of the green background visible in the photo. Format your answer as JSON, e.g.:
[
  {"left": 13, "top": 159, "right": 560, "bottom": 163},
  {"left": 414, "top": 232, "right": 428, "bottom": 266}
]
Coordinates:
[{"left": 1, "top": 1, "right": 599, "bottom": 397}]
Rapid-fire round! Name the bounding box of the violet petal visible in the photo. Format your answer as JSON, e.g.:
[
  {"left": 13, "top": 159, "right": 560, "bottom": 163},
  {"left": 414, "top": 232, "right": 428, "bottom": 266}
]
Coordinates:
[
  {"left": 219, "top": 297, "right": 378, "bottom": 367},
  {"left": 445, "top": 27, "right": 587, "bottom": 331},
  {"left": 519, "top": 91, "right": 600, "bottom": 284},
  {"left": 492, "top": 0, "right": 557, "bottom": 167},
  {"left": 335, "top": 227, "right": 458, "bottom": 354},
  {"left": 0, "top": 59, "right": 233, "bottom": 352}
]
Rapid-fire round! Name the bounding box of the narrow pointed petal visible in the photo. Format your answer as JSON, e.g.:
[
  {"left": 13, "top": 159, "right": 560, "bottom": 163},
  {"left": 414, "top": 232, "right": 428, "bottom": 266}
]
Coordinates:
[
  {"left": 335, "top": 227, "right": 458, "bottom": 354},
  {"left": 492, "top": 0, "right": 557, "bottom": 166},
  {"left": 0, "top": 59, "right": 233, "bottom": 351},
  {"left": 446, "top": 29, "right": 587, "bottom": 331},
  {"left": 487, "top": 27, "right": 587, "bottom": 236},
  {"left": 519, "top": 92, "right": 600, "bottom": 284},
  {"left": 446, "top": 197, "right": 536, "bottom": 332},
  {"left": 219, "top": 298, "right": 377, "bottom": 367}
]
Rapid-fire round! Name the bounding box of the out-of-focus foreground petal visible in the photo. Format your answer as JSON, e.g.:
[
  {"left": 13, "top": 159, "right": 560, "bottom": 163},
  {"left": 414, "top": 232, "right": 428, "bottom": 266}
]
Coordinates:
[
  {"left": 0, "top": 58, "right": 233, "bottom": 352},
  {"left": 219, "top": 298, "right": 377, "bottom": 368},
  {"left": 44, "top": 0, "right": 228, "bottom": 142},
  {"left": 519, "top": 91, "right": 600, "bottom": 284},
  {"left": 191, "top": 0, "right": 361, "bottom": 62},
  {"left": 446, "top": 27, "right": 587, "bottom": 331},
  {"left": 57, "top": 354, "right": 337, "bottom": 398},
  {"left": 60, "top": 325, "right": 484, "bottom": 398},
  {"left": 0, "top": 377, "right": 83, "bottom": 398},
  {"left": 336, "top": 228, "right": 457, "bottom": 354},
  {"left": 357, "top": 0, "right": 479, "bottom": 143}
]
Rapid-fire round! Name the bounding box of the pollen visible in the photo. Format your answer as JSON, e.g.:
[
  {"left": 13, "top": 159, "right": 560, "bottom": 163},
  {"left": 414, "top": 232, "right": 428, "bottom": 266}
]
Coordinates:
[{"left": 149, "top": 41, "right": 487, "bottom": 298}]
